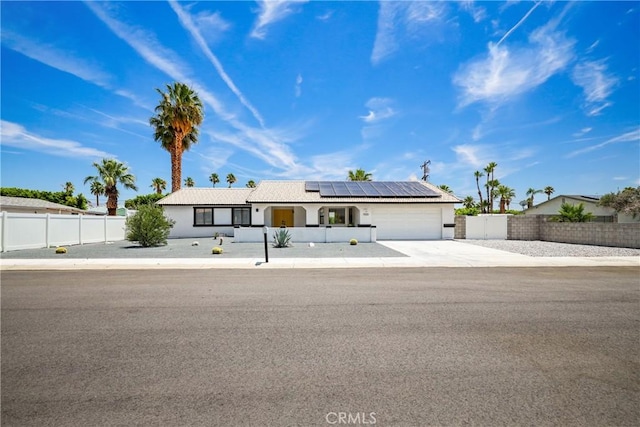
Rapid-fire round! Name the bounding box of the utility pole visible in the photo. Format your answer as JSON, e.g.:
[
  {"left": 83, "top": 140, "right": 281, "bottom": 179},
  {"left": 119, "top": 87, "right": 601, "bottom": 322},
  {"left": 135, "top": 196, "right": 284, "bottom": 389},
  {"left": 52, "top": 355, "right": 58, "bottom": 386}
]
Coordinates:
[{"left": 420, "top": 160, "right": 431, "bottom": 182}]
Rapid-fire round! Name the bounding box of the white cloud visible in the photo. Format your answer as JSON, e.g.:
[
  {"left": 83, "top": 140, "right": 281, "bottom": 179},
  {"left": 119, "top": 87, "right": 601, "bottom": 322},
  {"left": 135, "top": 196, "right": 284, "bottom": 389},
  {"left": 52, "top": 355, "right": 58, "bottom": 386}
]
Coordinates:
[
  {"left": 459, "top": 1, "right": 487, "bottom": 23},
  {"left": 452, "top": 144, "right": 490, "bottom": 168},
  {"left": 454, "top": 21, "right": 574, "bottom": 108},
  {"left": 1, "top": 120, "right": 113, "bottom": 159},
  {"left": 295, "top": 74, "right": 303, "bottom": 98},
  {"left": 250, "top": 0, "right": 308, "bottom": 40},
  {"left": 571, "top": 59, "right": 618, "bottom": 116},
  {"left": 572, "top": 127, "right": 592, "bottom": 137},
  {"left": 567, "top": 128, "right": 640, "bottom": 158},
  {"left": 359, "top": 97, "right": 397, "bottom": 123}
]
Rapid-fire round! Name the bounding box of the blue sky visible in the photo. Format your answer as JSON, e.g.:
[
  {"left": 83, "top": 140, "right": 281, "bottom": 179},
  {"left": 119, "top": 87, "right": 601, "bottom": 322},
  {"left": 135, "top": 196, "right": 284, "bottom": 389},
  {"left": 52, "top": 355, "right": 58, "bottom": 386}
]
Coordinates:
[{"left": 1, "top": 1, "right": 639, "bottom": 206}]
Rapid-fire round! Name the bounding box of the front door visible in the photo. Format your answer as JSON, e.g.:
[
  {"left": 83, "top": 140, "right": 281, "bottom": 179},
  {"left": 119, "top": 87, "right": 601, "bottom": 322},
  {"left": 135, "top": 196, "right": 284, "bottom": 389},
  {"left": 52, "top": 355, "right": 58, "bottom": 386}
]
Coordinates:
[{"left": 272, "top": 209, "right": 294, "bottom": 227}]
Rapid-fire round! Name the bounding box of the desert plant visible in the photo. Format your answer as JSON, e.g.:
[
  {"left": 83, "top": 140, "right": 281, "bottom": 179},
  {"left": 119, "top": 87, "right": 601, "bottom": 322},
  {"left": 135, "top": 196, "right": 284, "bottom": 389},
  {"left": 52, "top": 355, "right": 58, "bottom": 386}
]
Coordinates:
[
  {"left": 550, "top": 202, "right": 594, "bottom": 223},
  {"left": 212, "top": 247, "right": 223, "bottom": 254},
  {"left": 55, "top": 247, "right": 67, "bottom": 254},
  {"left": 350, "top": 239, "right": 358, "bottom": 245},
  {"left": 273, "top": 228, "right": 292, "bottom": 248},
  {"left": 125, "top": 204, "right": 175, "bottom": 247}
]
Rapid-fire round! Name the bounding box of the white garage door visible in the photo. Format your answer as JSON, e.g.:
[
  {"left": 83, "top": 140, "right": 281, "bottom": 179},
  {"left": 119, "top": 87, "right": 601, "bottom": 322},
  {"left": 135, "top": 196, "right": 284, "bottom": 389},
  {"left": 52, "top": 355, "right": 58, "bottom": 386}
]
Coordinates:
[{"left": 373, "top": 205, "right": 442, "bottom": 240}]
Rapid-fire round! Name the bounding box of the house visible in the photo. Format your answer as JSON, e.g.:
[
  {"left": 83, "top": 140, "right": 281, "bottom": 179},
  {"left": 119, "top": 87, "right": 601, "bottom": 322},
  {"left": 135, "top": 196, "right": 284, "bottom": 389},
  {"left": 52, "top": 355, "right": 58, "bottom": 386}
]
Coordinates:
[
  {"left": 524, "top": 195, "right": 638, "bottom": 223},
  {"left": 157, "top": 180, "right": 460, "bottom": 241},
  {"left": 0, "top": 196, "right": 87, "bottom": 215},
  {"left": 85, "top": 206, "right": 137, "bottom": 217}
]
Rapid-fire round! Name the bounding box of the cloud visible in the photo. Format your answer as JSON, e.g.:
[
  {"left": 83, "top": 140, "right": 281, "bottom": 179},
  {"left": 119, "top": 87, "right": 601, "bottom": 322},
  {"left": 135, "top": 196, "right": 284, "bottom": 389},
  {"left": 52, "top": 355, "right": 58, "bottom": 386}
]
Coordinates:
[
  {"left": 459, "top": 1, "right": 487, "bottom": 23},
  {"left": 169, "top": 0, "right": 266, "bottom": 127},
  {"left": 567, "top": 128, "right": 640, "bottom": 158},
  {"left": 451, "top": 144, "right": 490, "bottom": 168},
  {"left": 1, "top": 120, "right": 113, "bottom": 159},
  {"left": 572, "top": 127, "right": 592, "bottom": 137},
  {"left": 295, "top": 74, "right": 303, "bottom": 98},
  {"left": 371, "top": 1, "right": 447, "bottom": 65},
  {"left": 495, "top": 1, "right": 541, "bottom": 46},
  {"left": 454, "top": 21, "right": 574, "bottom": 108},
  {"left": 359, "top": 97, "right": 397, "bottom": 123},
  {"left": 571, "top": 59, "right": 618, "bottom": 116},
  {"left": 250, "top": 0, "right": 308, "bottom": 40}
]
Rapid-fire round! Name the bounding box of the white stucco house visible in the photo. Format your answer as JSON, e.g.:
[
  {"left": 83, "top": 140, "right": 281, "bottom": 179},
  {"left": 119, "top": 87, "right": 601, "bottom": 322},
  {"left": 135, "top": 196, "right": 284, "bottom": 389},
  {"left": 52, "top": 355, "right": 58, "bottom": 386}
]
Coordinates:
[
  {"left": 524, "top": 195, "right": 639, "bottom": 223},
  {"left": 157, "top": 180, "right": 460, "bottom": 242}
]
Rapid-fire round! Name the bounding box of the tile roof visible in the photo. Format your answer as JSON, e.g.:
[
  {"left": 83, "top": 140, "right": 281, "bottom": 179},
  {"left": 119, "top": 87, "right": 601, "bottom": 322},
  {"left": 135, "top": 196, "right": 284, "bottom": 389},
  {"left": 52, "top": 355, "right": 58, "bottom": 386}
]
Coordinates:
[
  {"left": 157, "top": 188, "right": 254, "bottom": 206},
  {"left": 247, "top": 180, "right": 460, "bottom": 204},
  {"left": 0, "top": 196, "right": 86, "bottom": 213}
]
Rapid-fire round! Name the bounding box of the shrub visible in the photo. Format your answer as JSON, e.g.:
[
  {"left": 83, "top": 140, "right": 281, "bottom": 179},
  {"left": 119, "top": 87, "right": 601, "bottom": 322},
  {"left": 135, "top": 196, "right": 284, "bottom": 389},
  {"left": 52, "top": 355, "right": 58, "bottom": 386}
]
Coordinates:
[
  {"left": 273, "top": 228, "right": 292, "bottom": 248},
  {"left": 124, "top": 193, "right": 165, "bottom": 209},
  {"left": 350, "top": 239, "right": 358, "bottom": 245},
  {"left": 212, "top": 247, "right": 223, "bottom": 254},
  {"left": 125, "top": 204, "right": 175, "bottom": 247},
  {"left": 455, "top": 207, "right": 480, "bottom": 216},
  {"left": 550, "top": 202, "right": 594, "bottom": 223},
  {"left": 55, "top": 247, "right": 67, "bottom": 254}
]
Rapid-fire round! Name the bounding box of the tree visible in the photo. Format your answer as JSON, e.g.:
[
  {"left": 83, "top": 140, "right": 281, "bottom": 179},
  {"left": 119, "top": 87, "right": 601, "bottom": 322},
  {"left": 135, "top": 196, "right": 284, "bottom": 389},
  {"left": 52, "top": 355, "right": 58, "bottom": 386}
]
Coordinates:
[
  {"left": 209, "top": 173, "right": 220, "bottom": 187},
  {"left": 63, "top": 181, "right": 74, "bottom": 195},
  {"left": 438, "top": 184, "right": 453, "bottom": 194},
  {"left": 226, "top": 173, "right": 236, "bottom": 188},
  {"left": 150, "top": 82, "right": 204, "bottom": 193},
  {"left": 598, "top": 187, "right": 640, "bottom": 218},
  {"left": 544, "top": 186, "right": 555, "bottom": 200},
  {"left": 474, "top": 171, "right": 484, "bottom": 213},
  {"left": 487, "top": 179, "right": 500, "bottom": 212},
  {"left": 89, "top": 180, "right": 105, "bottom": 207},
  {"left": 497, "top": 185, "right": 515, "bottom": 214},
  {"left": 84, "top": 159, "right": 138, "bottom": 216},
  {"left": 462, "top": 196, "right": 476, "bottom": 209},
  {"left": 484, "top": 162, "right": 497, "bottom": 212},
  {"left": 551, "top": 202, "right": 594, "bottom": 223},
  {"left": 150, "top": 178, "right": 167, "bottom": 195},
  {"left": 184, "top": 177, "right": 195, "bottom": 187},
  {"left": 526, "top": 188, "right": 542, "bottom": 208},
  {"left": 246, "top": 180, "right": 256, "bottom": 188},
  {"left": 347, "top": 169, "right": 373, "bottom": 181},
  {"left": 125, "top": 193, "right": 165, "bottom": 209},
  {"left": 125, "top": 204, "right": 175, "bottom": 247}
]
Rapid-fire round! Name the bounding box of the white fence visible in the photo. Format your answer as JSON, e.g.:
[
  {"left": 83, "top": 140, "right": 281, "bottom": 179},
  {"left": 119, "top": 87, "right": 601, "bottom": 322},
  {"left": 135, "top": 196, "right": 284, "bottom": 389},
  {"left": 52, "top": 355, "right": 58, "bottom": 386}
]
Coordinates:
[
  {"left": 0, "top": 212, "right": 126, "bottom": 252},
  {"left": 465, "top": 215, "right": 508, "bottom": 240},
  {"left": 234, "top": 226, "right": 377, "bottom": 243}
]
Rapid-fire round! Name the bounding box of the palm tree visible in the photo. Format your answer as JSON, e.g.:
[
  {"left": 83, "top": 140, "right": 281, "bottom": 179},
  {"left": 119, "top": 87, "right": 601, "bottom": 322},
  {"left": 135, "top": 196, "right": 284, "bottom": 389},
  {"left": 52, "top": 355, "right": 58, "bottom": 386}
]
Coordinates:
[
  {"left": 184, "top": 177, "right": 195, "bottom": 187},
  {"left": 347, "top": 169, "right": 373, "bottom": 181},
  {"left": 150, "top": 178, "right": 167, "bottom": 195},
  {"left": 84, "top": 158, "right": 137, "bottom": 216},
  {"left": 487, "top": 179, "right": 500, "bottom": 213},
  {"left": 438, "top": 184, "right": 453, "bottom": 194},
  {"left": 226, "top": 173, "right": 236, "bottom": 188},
  {"left": 526, "top": 188, "right": 542, "bottom": 208},
  {"left": 462, "top": 196, "right": 476, "bottom": 209},
  {"left": 474, "top": 171, "right": 484, "bottom": 212},
  {"left": 63, "top": 181, "right": 74, "bottom": 194},
  {"left": 544, "top": 186, "right": 555, "bottom": 201},
  {"left": 246, "top": 180, "right": 256, "bottom": 188},
  {"left": 89, "top": 180, "right": 104, "bottom": 207},
  {"left": 150, "top": 82, "right": 204, "bottom": 193},
  {"left": 497, "top": 185, "right": 516, "bottom": 213},
  {"left": 504, "top": 187, "right": 516, "bottom": 211},
  {"left": 209, "top": 173, "right": 220, "bottom": 187}
]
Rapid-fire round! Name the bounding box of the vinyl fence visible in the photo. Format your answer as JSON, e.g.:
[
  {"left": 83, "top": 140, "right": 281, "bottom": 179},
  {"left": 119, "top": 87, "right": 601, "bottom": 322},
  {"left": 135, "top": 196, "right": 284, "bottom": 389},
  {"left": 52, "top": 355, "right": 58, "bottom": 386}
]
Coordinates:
[{"left": 0, "top": 212, "right": 126, "bottom": 252}]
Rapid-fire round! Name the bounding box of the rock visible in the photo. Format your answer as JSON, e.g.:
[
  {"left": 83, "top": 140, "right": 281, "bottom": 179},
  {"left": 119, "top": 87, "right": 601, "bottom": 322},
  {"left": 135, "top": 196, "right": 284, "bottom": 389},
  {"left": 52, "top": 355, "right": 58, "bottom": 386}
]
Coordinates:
[{"left": 192, "top": 241, "right": 199, "bottom": 246}]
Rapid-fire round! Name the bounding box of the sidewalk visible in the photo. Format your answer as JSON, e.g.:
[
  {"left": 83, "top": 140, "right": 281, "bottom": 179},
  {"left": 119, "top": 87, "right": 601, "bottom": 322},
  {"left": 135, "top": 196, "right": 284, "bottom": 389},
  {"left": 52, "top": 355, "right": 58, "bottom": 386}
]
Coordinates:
[{"left": 1, "top": 240, "right": 638, "bottom": 270}]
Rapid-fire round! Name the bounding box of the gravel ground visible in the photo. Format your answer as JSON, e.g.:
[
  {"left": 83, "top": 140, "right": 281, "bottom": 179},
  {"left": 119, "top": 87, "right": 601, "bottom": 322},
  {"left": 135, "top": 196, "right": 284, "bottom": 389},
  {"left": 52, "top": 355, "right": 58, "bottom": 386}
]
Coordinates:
[{"left": 459, "top": 239, "right": 640, "bottom": 257}]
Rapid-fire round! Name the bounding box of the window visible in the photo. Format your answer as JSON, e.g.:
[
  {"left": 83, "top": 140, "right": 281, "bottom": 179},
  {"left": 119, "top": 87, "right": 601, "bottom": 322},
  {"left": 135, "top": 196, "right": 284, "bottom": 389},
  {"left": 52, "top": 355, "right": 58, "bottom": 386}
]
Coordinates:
[
  {"left": 328, "top": 208, "right": 346, "bottom": 225},
  {"left": 194, "top": 208, "right": 213, "bottom": 226},
  {"left": 233, "top": 207, "right": 251, "bottom": 226}
]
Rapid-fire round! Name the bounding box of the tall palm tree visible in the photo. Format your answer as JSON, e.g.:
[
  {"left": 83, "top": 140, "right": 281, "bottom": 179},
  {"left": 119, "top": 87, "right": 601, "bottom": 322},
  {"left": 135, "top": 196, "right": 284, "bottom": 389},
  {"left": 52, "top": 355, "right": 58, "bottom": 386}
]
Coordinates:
[
  {"left": 226, "top": 173, "right": 236, "bottom": 188},
  {"left": 84, "top": 159, "right": 137, "bottom": 216},
  {"left": 474, "top": 171, "right": 484, "bottom": 212},
  {"left": 544, "top": 186, "right": 555, "bottom": 200},
  {"left": 462, "top": 196, "right": 476, "bottom": 209},
  {"left": 89, "top": 180, "right": 104, "bottom": 207},
  {"left": 487, "top": 179, "right": 500, "bottom": 212},
  {"left": 150, "top": 178, "right": 167, "bottom": 195},
  {"left": 497, "top": 185, "right": 516, "bottom": 213},
  {"left": 504, "top": 187, "right": 516, "bottom": 211},
  {"left": 150, "top": 82, "right": 204, "bottom": 193},
  {"left": 246, "top": 180, "right": 256, "bottom": 188},
  {"left": 347, "top": 169, "right": 373, "bottom": 181},
  {"left": 184, "top": 177, "right": 195, "bottom": 187},
  {"left": 63, "top": 181, "right": 74, "bottom": 194},
  {"left": 484, "top": 162, "right": 497, "bottom": 212},
  {"left": 209, "top": 173, "right": 220, "bottom": 187},
  {"left": 526, "top": 188, "right": 542, "bottom": 208}
]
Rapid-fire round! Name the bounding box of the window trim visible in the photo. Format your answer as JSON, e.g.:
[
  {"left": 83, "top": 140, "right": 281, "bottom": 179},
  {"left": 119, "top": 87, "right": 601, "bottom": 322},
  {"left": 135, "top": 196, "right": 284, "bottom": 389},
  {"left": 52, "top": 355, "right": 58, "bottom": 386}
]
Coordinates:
[{"left": 193, "top": 206, "right": 251, "bottom": 227}]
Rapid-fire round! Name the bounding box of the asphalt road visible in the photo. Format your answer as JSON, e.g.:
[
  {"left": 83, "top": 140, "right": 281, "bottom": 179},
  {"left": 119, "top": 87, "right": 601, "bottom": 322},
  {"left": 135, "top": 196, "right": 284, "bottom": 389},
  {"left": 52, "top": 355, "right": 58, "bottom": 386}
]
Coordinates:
[{"left": 2, "top": 267, "right": 639, "bottom": 426}]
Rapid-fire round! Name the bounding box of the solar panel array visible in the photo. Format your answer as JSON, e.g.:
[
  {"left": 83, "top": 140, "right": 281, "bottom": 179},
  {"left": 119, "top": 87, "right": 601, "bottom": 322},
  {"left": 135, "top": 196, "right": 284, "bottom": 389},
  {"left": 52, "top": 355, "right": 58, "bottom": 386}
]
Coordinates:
[{"left": 305, "top": 181, "right": 440, "bottom": 198}]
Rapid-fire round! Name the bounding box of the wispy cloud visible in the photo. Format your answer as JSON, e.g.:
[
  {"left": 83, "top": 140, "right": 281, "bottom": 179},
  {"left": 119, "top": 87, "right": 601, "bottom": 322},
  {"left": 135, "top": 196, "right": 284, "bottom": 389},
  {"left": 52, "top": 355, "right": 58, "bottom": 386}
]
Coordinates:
[
  {"left": 295, "top": 74, "right": 303, "bottom": 98},
  {"left": 359, "top": 97, "right": 397, "bottom": 123},
  {"left": 572, "top": 127, "right": 592, "bottom": 137},
  {"left": 1, "top": 120, "right": 113, "bottom": 159},
  {"left": 571, "top": 59, "right": 618, "bottom": 116},
  {"left": 459, "top": 1, "right": 487, "bottom": 23},
  {"left": 567, "top": 128, "right": 640, "bottom": 158},
  {"left": 452, "top": 144, "right": 491, "bottom": 168},
  {"left": 496, "top": 1, "right": 541, "bottom": 46},
  {"left": 169, "top": 0, "right": 266, "bottom": 127},
  {"left": 250, "top": 0, "right": 308, "bottom": 40},
  {"left": 371, "top": 1, "right": 447, "bottom": 65},
  {"left": 453, "top": 19, "right": 574, "bottom": 108}
]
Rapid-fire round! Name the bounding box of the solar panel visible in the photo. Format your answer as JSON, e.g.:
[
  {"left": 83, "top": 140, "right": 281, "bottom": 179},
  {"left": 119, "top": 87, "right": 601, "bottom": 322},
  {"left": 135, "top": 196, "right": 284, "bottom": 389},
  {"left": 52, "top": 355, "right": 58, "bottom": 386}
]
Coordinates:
[{"left": 304, "top": 181, "right": 439, "bottom": 198}]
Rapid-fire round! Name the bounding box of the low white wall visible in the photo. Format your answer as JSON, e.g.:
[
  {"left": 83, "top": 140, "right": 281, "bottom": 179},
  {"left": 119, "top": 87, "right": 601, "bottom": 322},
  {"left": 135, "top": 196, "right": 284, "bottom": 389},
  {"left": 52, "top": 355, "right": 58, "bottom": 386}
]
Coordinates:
[
  {"left": 234, "top": 226, "right": 376, "bottom": 243},
  {"left": 0, "top": 212, "right": 126, "bottom": 252},
  {"left": 466, "top": 214, "right": 508, "bottom": 240}
]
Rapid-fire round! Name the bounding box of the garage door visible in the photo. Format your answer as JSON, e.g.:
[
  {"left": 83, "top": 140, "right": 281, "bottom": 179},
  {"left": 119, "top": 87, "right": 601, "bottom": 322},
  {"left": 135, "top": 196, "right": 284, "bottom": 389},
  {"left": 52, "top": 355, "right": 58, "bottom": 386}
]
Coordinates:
[{"left": 373, "top": 206, "right": 442, "bottom": 240}]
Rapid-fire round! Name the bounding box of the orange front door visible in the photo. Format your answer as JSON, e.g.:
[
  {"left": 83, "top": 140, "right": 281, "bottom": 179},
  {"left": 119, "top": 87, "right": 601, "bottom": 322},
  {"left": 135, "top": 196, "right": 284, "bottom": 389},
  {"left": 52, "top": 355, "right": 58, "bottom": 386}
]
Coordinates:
[{"left": 272, "top": 209, "right": 294, "bottom": 227}]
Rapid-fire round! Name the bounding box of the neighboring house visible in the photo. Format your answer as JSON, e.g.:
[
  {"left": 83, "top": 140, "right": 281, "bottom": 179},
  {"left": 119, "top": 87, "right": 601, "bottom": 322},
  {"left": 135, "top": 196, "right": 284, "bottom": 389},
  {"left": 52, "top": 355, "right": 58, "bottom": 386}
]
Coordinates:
[
  {"left": 85, "top": 206, "right": 136, "bottom": 217},
  {"left": 0, "top": 196, "right": 87, "bottom": 215},
  {"left": 524, "top": 195, "right": 639, "bottom": 223},
  {"left": 157, "top": 180, "right": 460, "bottom": 240}
]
